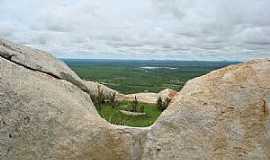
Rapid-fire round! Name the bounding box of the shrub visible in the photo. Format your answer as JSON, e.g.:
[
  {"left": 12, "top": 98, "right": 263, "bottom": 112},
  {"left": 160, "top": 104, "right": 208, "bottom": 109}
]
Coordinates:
[
  {"left": 163, "top": 97, "right": 171, "bottom": 110},
  {"left": 110, "top": 92, "right": 118, "bottom": 108},
  {"left": 157, "top": 97, "right": 171, "bottom": 111},
  {"left": 157, "top": 97, "right": 164, "bottom": 111},
  {"left": 139, "top": 105, "right": 145, "bottom": 113},
  {"left": 131, "top": 96, "right": 139, "bottom": 112}
]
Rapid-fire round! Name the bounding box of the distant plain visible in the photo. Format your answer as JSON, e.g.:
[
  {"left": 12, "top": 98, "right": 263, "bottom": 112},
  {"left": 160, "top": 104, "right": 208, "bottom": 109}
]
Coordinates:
[{"left": 64, "top": 59, "right": 238, "bottom": 94}]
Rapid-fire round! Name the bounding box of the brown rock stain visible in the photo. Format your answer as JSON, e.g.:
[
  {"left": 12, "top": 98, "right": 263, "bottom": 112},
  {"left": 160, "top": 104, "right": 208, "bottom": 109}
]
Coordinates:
[{"left": 239, "top": 100, "right": 270, "bottom": 159}]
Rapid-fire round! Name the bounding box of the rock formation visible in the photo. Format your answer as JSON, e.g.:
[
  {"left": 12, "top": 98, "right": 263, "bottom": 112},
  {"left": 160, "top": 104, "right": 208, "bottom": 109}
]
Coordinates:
[
  {"left": 0, "top": 39, "right": 147, "bottom": 160},
  {"left": 0, "top": 38, "right": 269, "bottom": 160},
  {"left": 119, "top": 89, "right": 177, "bottom": 104},
  {"left": 0, "top": 39, "right": 88, "bottom": 92},
  {"left": 157, "top": 88, "right": 177, "bottom": 101},
  {"left": 142, "top": 59, "right": 270, "bottom": 160},
  {"left": 120, "top": 92, "right": 158, "bottom": 104},
  {"left": 84, "top": 80, "right": 120, "bottom": 99}
]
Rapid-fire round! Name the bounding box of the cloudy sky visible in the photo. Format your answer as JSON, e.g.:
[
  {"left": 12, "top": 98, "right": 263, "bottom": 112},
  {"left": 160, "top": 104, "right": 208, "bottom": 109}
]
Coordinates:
[{"left": 0, "top": 0, "right": 270, "bottom": 61}]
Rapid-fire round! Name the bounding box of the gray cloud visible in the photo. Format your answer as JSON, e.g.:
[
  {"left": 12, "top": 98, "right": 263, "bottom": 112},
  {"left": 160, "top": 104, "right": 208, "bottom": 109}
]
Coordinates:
[{"left": 0, "top": 0, "right": 270, "bottom": 60}]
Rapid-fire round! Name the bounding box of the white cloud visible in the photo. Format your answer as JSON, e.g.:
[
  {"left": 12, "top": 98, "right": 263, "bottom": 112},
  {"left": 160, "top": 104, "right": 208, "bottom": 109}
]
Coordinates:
[{"left": 0, "top": 0, "right": 270, "bottom": 60}]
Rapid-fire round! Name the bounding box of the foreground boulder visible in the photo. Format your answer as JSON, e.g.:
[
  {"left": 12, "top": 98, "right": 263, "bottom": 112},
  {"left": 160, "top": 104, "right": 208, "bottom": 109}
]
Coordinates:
[
  {"left": 0, "top": 39, "right": 147, "bottom": 160},
  {"left": 142, "top": 59, "right": 270, "bottom": 160},
  {"left": 0, "top": 38, "right": 270, "bottom": 160}
]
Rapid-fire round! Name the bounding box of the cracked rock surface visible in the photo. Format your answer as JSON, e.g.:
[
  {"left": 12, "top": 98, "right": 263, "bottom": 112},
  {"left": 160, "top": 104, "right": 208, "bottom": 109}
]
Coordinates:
[
  {"left": 0, "top": 39, "right": 88, "bottom": 92},
  {"left": 0, "top": 38, "right": 270, "bottom": 160}
]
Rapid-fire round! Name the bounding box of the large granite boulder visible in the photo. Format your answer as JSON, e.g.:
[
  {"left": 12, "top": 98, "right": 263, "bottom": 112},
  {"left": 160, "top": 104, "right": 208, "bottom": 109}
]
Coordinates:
[
  {"left": 142, "top": 59, "right": 270, "bottom": 160},
  {"left": 0, "top": 39, "right": 147, "bottom": 160}
]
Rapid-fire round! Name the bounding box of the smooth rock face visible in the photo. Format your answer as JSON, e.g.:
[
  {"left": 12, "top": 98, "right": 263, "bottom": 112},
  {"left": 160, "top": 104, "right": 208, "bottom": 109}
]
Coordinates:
[
  {"left": 142, "top": 59, "right": 270, "bottom": 160},
  {"left": 122, "top": 93, "right": 158, "bottom": 104},
  {"left": 120, "top": 89, "right": 177, "bottom": 104},
  {"left": 157, "top": 88, "right": 177, "bottom": 101},
  {"left": 0, "top": 38, "right": 270, "bottom": 160},
  {"left": 0, "top": 39, "right": 88, "bottom": 92},
  {"left": 84, "top": 80, "right": 120, "bottom": 99}
]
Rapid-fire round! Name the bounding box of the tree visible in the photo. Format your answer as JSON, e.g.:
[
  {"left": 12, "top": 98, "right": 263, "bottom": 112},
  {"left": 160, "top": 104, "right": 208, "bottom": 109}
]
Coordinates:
[{"left": 131, "top": 96, "right": 139, "bottom": 112}]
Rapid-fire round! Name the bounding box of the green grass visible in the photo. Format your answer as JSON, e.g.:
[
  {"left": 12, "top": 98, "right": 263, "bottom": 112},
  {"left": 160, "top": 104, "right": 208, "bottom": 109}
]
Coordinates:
[{"left": 97, "top": 101, "right": 161, "bottom": 127}]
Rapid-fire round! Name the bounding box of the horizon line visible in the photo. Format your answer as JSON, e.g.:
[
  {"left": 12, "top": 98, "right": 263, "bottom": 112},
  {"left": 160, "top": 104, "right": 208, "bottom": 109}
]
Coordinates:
[{"left": 59, "top": 58, "right": 241, "bottom": 62}]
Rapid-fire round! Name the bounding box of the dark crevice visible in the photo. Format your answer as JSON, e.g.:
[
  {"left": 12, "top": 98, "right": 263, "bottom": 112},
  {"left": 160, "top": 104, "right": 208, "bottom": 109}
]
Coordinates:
[
  {"left": 263, "top": 99, "right": 269, "bottom": 116},
  {"left": 6, "top": 55, "right": 13, "bottom": 61},
  {"left": 0, "top": 54, "right": 61, "bottom": 80},
  {"left": 1, "top": 42, "right": 91, "bottom": 94},
  {"left": 0, "top": 54, "right": 90, "bottom": 95}
]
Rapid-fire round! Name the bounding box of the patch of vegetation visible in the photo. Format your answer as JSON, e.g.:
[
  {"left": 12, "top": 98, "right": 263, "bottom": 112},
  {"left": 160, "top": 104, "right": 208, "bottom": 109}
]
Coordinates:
[
  {"left": 127, "top": 96, "right": 145, "bottom": 113},
  {"left": 97, "top": 101, "right": 161, "bottom": 127},
  {"left": 90, "top": 87, "right": 160, "bottom": 127},
  {"left": 157, "top": 97, "right": 171, "bottom": 111}
]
